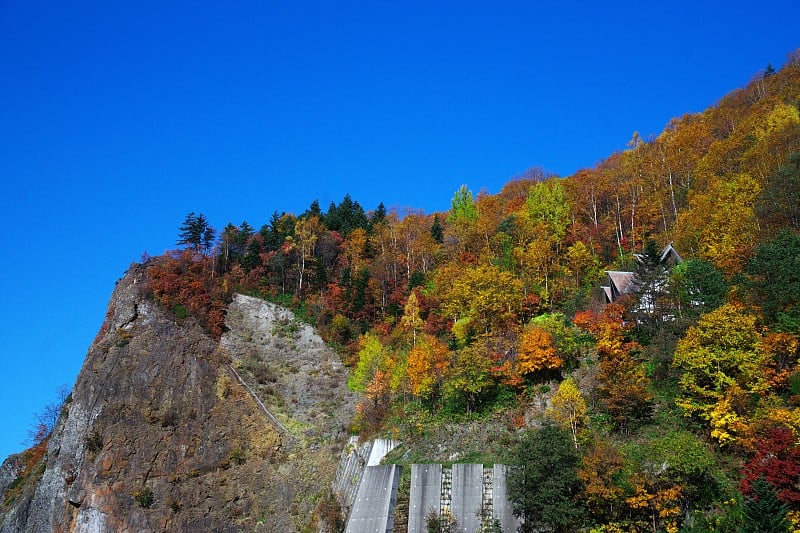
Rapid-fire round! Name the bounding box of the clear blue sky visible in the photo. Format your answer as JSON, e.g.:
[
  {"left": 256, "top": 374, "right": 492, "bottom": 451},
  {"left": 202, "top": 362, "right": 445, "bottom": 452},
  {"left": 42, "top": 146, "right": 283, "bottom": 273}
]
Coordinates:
[{"left": 1, "top": 0, "right": 797, "bottom": 460}]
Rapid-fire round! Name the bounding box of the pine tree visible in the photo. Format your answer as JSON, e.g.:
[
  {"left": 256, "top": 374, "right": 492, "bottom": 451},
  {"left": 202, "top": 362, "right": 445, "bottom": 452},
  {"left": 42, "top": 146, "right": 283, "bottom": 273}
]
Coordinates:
[
  {"left": 430, "top": 214, "right": 444, "bottom": 244},
  {"left": 177, "top": 212, "right": 213, "bottom": 253},
  {"left": 741, "top": 476, "right": 790, "bottom": 533},
  {"left": 507, "top": 423, "right": 585, "bottom": 532}
]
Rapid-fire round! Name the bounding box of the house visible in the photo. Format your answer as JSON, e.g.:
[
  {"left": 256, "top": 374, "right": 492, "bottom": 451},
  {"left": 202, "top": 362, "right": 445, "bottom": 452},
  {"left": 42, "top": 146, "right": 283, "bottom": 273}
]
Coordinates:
[{"left": 601, "top": 242, "right": 682, "bottom": 305}]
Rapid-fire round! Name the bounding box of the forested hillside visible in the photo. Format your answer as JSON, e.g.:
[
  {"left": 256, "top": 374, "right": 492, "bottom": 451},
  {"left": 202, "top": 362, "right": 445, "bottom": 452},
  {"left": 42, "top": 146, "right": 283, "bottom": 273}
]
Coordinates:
[{"left": 141, "top": 52, "right": 800, "bottom": 531}]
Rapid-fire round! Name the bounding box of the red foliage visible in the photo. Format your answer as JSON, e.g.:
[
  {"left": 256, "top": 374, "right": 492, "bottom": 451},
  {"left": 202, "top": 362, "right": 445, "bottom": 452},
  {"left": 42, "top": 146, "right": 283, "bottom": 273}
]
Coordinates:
[
  {"left": 147, "top": 250, "right": 228, "bottom": 338},
  {"left": 741, "top": 426, "right": 800, "bottom": 505}
]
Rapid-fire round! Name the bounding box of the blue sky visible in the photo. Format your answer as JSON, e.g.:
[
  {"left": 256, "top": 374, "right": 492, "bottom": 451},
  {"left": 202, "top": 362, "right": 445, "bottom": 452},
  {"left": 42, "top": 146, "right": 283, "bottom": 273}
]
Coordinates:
[{"left": 0, "top": 0, "right": 798, "bottom": 460}]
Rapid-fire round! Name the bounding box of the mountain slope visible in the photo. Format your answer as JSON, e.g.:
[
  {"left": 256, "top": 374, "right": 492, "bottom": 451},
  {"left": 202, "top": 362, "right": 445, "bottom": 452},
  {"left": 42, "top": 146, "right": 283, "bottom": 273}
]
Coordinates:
[{"left": 0, "top": 263, "right": 355, "bottom": 532}]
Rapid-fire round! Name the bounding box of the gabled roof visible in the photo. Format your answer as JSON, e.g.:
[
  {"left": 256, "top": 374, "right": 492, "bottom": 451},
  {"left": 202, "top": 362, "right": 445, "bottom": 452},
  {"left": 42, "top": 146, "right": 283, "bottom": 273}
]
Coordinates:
[
  {"left": 602, "top": 243, "right": 682, "bottom": 304},
  {"left": 606, "top": 271, "right": 637, "bottom": 295},
  {"left": 660, "top": 242, "right": 682, "bottom": 264},
  {"left": 601, "top": 286, "right": 613, "bottom": 302}
]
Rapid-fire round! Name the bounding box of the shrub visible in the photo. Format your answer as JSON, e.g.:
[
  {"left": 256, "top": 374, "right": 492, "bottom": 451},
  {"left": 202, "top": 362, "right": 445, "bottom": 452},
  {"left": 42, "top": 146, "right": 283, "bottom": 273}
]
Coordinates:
[
  {"left": 85, "top": 430, "right": 103, "bottom": 454},
  {"left": 134, "top": 486, "right": 153, "bottom": 508}
]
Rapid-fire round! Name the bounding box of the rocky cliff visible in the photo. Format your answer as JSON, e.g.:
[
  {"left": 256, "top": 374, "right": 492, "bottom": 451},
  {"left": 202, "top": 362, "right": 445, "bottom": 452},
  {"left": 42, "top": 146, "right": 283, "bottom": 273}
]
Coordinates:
[{"left": 0, "top": 263, "right": 356, "bottom": 532}]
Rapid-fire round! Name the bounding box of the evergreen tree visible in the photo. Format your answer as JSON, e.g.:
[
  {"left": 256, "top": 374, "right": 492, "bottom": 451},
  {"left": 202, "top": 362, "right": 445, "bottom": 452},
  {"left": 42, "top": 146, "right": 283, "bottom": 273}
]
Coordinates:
[
  {"left": 634, "top": 239, "right": 669, "bottom": 335},
  {"left": 177, "top": 212, "right": 213, "bottom": 253},
  {"left": 326, "top": 194, "right": 368, "bottom": 235},
  {"left": 303, "top": 199, "right": 322, "bottom": 219},
  {"left": 430, "top": 214, "right": 444, "bottom": 244},
  {"left": 507, "top": 422, "right": 585, "bottom": 532},
  {"left": 746, "top": 231, "right": 800, "bottom": 333},
  {"left": 670, "top": 258, "right": 728, "bottom": 317},
  {"left": 741, "top": 476, "right": 790, "bottom": 533},
  {"left": 369, "top": 202, "right": 387, "bottom": 231}
]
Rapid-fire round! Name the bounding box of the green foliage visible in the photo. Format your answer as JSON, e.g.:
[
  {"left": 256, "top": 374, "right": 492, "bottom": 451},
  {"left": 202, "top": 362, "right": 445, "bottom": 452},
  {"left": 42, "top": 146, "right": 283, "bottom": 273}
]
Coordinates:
[
  {"left": 448, "top": 184, "right": 478, "bottom": 225},
  {"left": 741, "top": 476, "right": 790, "bottom": 533},
  {"left": 672, "top": 303, "right": 768, "bottom": 443},
  {"left": 441, "top": 344, "right": 495, "bottom": 413},
  {"left": 324, "top": 194, "right": 369, "bottom": 236},
  {"left": 745, "top": 230, "right": 800, "bottom": 332},
  {"left": 756, "top": 151, "right": 800, "bottom": 235},
  {"left": 134, "top": 486, "right": 154, "bottom": 508},
  {"left": 670, "top": 258, "right": 728, "bottom": 316},
  {"left": 347, "top": 333, "right": 387, "bottom": 393},
  {"left": 177, "top": 211, "right": 215, "bottom": 253},
  {"left": 531, "top": 313, "right": 585, "bottom": 370},
  {"left": 228, "top": 447, "right": 245, "bottom": 466},
  {"left": 173, "top": 304, "right": 187, "bottom": 319},
  {"left": 526, "top": 178, "right": 570, "bottom": 240},
  {"left": 508, "top": 423, "right": 585, "bottom": 532}
]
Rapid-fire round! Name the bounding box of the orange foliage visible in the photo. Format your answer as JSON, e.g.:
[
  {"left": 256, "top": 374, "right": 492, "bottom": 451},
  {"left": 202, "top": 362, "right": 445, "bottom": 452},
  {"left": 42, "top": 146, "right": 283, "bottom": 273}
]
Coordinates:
[
  {"left": 762, "top": 332, "right": 800, "bottom": 390},
  {"left": 517, "top": 326, "right": 563, "bottom": 375},
  {"left": 406, "top": 335, "right": 450, "bottom": 399}
]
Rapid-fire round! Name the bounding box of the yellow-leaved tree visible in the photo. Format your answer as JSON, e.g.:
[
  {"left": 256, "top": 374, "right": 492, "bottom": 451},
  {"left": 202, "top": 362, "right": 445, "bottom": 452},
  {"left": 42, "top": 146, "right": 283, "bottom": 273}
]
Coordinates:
[
  {"left": 673, "top": 303, "right": 770, "bottom": 444},
  {"left": 546, "top": 376, "right": 588, "bottom": 448}
]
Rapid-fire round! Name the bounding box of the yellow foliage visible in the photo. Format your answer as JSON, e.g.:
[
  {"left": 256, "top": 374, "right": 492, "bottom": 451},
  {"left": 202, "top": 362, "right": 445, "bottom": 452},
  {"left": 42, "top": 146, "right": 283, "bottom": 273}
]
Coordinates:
[
  {"left": 437, "top": 264, "right": 523, "bottom": 334},
  {"left": 709, "top": 398, "right": 740, "bottom": 446},
  {"left": 674, "top": 303, "right": 769, "bottom": 442},
  {"left": 406, "top": 335, "right": 450, "bottom": 399},
  {"left": 766, "top": 102, "right": 800, "bottom": 135},
  {"left": 625, "top": 483, "right": 653, "bottom": 510},
  {"left": 547, "top": 376, "right": 587, "bottom": 448}
]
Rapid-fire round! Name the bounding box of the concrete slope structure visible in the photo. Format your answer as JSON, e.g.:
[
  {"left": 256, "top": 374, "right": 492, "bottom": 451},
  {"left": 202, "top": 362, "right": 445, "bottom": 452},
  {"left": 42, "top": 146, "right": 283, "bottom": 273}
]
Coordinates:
[
  {"left": 491, "top": 464, "right": 519, "bottom": 532},
  {"left": 333, "top": 438, "right": 398, "bottom": 516},
  {"left": 407, "top": 464, "right": 442, "bottom": 532},
  {"left": 345, "top": 464, "right": 401, "bottom": 533},
  {"left": 407, "top": 463, "right": 521, "bottom": 533}
]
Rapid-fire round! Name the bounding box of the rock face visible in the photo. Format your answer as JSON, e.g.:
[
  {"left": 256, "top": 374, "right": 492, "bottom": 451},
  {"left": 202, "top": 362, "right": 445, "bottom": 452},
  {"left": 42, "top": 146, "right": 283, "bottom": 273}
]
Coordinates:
[{"left": 0, "top": 264, "right": 356, "bottom": 532}]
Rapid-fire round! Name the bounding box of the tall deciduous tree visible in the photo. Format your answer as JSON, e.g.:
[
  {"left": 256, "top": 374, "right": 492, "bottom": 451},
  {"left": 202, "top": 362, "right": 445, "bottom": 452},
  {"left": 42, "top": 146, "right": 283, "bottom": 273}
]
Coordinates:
[
  {"left": 526, "top": 177, "right": 571, "bottom": 242},
  {"left": 673, "top": 303, "right": 769, "bottom": 444},
  {"left": 437, "top": 264, "right": 522, "bottom": 340},
  {"left": 546, "top": 376, "right": 587, "bottom": 448},
  {"left": 348, "top": 333, "right": 388, "bottom": 393},
  {"left": 517, "top": 325, "right": 563, "bottom": 377},
  {"left": 406, "top": 334, "right": 450, "bottom": 401}
]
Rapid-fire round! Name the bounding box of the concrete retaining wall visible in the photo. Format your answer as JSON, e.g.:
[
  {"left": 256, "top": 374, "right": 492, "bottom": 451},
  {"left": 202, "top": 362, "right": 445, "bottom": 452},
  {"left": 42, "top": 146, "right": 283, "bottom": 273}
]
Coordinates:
[
  {"left": 345, "top": 464, "right": 401, "bottom": 533},
  {"left": 407, "top": 464, "right": 442, "bottom": 533},
  {"left": 406, "top": 463, "right": 522, "bottom": 532},
  {"left": 492, "top": 464, "right": 521, "bottom": 532},
  {"left": 451, "top": 463, "right": 484, "bottom": 532}
]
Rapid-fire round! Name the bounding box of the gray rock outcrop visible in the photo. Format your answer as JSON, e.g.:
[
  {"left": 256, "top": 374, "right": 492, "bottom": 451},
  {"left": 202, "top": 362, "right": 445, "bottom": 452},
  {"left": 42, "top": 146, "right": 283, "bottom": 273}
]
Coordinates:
[{"left": 0, "top": 263, "right": 356, "bottom": 531}]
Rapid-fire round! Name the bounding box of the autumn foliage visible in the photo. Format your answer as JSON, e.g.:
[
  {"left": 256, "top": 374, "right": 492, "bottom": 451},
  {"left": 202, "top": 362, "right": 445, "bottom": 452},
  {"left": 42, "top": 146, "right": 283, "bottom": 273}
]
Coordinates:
[{"left": 132, "top": 54, "right": 800, "bottom": 531}]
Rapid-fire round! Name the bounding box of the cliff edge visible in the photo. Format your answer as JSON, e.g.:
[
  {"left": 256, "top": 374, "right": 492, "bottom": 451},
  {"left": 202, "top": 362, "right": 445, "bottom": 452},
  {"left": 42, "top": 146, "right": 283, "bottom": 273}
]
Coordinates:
[{"left": 0, "top": 263, "right": 355, "bottom": 532}]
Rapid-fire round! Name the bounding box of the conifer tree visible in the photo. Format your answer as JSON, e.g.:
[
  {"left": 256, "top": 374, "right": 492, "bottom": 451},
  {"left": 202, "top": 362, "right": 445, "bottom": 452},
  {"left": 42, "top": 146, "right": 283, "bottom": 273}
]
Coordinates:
[
  {"left": 508, "top": 423, "right": 584, "bottom": 532},
  {"left": 741, "top": 476, "right": 790, "bottom": 533},
  {"left": 177, "top": 212, "right": 214, "bottom": 253}
]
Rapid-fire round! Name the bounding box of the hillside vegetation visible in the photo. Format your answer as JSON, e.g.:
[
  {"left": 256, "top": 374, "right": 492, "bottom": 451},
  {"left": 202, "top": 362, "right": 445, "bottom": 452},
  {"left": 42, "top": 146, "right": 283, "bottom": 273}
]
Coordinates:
[{"left": 136, "top": 51, "right": 800, "bottom": 531}]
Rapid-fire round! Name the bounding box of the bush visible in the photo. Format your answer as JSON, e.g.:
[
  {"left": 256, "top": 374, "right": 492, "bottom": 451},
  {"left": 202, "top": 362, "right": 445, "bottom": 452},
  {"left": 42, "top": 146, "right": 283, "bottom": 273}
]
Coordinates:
[
  {"left": 85, "top": 430, "right": 103, "bottom": 454},
  {"left": 134, "top": 486, "right": 153, "bottom": 508}
]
